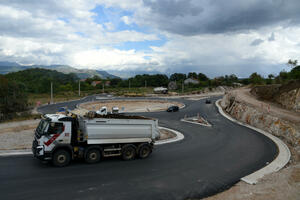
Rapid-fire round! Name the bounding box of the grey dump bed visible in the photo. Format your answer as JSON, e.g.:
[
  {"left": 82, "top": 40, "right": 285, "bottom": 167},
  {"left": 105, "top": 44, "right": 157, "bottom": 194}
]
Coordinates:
[{"left": 78, "top": 114, "right": 160, "bottom": 144}]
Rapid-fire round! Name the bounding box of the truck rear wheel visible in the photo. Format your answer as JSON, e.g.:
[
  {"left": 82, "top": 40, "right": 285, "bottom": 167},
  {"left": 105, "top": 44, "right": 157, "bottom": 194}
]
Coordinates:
[
  {"left": 85, "top": 148, "right": 101, "bottom": 164},
  {"left": 138, "top": 144, "right": 152, "bottom": 159},
  {"left": 122, "top": 144, "right": 136, "bottom": 161},
  {"left": 52, "top": 149, "right": 71, "bottom": 167}
]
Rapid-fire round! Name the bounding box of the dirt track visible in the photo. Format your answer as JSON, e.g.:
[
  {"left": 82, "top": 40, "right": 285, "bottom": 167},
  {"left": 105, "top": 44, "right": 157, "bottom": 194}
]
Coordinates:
[{"left": 232, "top": 88, "right": 300, "bottom": 124}]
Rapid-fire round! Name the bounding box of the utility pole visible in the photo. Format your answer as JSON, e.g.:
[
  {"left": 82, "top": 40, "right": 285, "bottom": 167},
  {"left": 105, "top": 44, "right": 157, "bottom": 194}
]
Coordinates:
[
  {"left": 78, "top": 80, "right": 81, "bottom": 96},
  {"left": 50, "top": 82, "right": 53, "bottom": 104}
]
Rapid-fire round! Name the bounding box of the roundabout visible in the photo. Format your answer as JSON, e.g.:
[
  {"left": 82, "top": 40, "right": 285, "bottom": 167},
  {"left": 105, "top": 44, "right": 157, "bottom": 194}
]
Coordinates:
[
  {"left": 0, "top": 96, "right": 278, "bottom": 200},
  {"left": 78, "top": 99, "right": 185, "bottom": 113}
]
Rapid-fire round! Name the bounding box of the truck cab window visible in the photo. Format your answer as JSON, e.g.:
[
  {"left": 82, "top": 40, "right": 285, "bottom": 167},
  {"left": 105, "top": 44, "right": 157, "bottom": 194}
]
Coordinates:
[{"left": 48, "top": 123, "right": 64, "bottom": 135}]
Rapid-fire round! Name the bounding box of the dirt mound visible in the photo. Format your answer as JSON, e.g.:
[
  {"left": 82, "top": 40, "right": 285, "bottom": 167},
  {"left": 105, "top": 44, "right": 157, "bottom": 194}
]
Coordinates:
[
  {"left": 250, "top": 81, "right": 300, "bottom": 112},
  {"left": 251, "top": 80, "right": 300, "bottom": 100},
  {"left": 250, "top": 84, "right": 281, "bottom": 100}
]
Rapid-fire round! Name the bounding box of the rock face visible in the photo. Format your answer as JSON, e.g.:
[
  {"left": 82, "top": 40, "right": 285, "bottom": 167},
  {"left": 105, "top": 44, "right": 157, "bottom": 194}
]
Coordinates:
[
  {"left": 275, "top": 88, "right": 300, "bottom": 113},
  {"left": 250, "top": 81, "right": 300, "bottom": 113},
  {"left": 221, "top": 92, "right": 300, "bottom": 157}
]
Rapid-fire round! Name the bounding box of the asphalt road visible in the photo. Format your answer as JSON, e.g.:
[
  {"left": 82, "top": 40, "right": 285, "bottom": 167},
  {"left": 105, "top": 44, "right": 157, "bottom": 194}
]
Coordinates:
[{"left": 0, "top": 96, "right": 277, "bottom": 200}]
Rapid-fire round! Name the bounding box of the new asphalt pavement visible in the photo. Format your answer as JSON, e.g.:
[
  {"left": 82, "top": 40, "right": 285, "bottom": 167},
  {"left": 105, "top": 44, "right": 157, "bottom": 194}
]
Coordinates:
[{"left": 0, "top": 96, "right": 277, "bottom": 200}]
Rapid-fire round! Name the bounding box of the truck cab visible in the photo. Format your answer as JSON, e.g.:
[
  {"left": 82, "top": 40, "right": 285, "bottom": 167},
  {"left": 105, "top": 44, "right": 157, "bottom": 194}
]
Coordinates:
[{"left": 32, "top": 114, "right": 75, "bottom": 164}]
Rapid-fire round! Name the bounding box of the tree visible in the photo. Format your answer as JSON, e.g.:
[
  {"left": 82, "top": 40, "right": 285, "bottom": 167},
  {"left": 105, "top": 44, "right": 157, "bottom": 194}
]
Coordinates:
[
  {"left": 287, "top": 59, "right": 298, "bottom": 69},
  {"left": 266, "top": 74, "right": 275, "bottom": 84},
  {"left": 290, "top": 66, "right": 300, "bottom": 80},
  {"left": 249, "top": 73, "right": 264, "bottom": 85},
  {"left": 170, "top": 73, "right": 186, "bottom": 81},
  {"left": 187, "top": 72, "right": 197, "bottom": 79},
  {"left": 5, "top": 68, "right": 78, "bottom": 93},
  {"left": 198, "top": 73, "right": 209, "bottom": 81},
  {"left": 110, "top": 78, "right": 123, "bottom": 87},
  {"left": 268, "top": 74, "right": 274, "bottom": 79},
  {"left": 0, "top": 75, "right": 28, "bottom": 120}
]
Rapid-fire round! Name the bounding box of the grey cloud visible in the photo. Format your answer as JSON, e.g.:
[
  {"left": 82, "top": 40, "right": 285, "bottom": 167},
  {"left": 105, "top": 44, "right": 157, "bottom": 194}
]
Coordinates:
[
  {"left": 141, "top": 0, "right": 300, "bottom": 35},
  {"left": 268, "top": 32, "right": 275, "bottom": 41},
  {"left": 143, "top": 0, "right": 203, "bottom": 17},
  {"left": 2, "top": 0, "right": 75, "bottom": 19},
  {"left": 161, "top": 58, "right": 285, "bottom": 78},
  {"left": 251, "top": 39, "right": 264, "bottom": 46}
]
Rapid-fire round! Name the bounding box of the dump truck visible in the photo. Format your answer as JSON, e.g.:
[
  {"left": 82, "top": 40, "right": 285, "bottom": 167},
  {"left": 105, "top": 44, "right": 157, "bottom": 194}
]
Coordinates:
[{"left": 32, "top": 113, "right": 160, "bottom": 167}]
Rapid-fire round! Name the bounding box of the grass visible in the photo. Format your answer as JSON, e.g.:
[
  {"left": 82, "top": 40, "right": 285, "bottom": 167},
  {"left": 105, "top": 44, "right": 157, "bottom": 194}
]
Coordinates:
[
  {"left": 28, "top": 87, "right": 157, "bottom": 105},
  {"left": 28, "top": 91, "right": 97, "bottom": 105}
]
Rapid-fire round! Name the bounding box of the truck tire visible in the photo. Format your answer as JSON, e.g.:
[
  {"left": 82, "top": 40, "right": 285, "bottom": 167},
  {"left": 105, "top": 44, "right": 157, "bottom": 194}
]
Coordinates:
[
  {"left": 138, "top": 143, "right": 152, "bottom": 159},
  {"left": 52, "top": 149, "right": 71, "bottom": 167},
  {"left": 85, "top": 148, "right": 101, "bottom": 164},
  {"left": 122, "top": 144, "right": 136, "bottom": 161}
]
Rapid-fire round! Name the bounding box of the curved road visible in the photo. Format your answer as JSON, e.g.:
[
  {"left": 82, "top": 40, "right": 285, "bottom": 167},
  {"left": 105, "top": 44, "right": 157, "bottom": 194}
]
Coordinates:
[{"left": 0, "top": 96, "right": 277, "bottom": 200}]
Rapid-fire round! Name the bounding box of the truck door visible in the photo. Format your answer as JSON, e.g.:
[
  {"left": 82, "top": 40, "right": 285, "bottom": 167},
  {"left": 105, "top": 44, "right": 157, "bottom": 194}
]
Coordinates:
[{"left": 44, "top": 122, "right": 72, "bottom": 151}]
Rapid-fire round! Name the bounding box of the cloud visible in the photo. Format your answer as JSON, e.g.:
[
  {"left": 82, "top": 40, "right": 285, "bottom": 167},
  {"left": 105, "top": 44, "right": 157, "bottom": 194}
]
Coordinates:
[
  {"left": 268, "top": 32, "right": 275, "bottom": 41},
  {"left": 0, "top": 1, "right": 160, "bottom": 66},
  {"left": 251, "top": 39, "right": 264, "bottom": 46},
  {"left": 121, "top": 16, "right": 132, "bottom": 25},
  {"left": 138, "top": 0, "right": 300, "bottom": 35},
  {"left": 0, "top": 0, "right": 300, "bottom": 79}
]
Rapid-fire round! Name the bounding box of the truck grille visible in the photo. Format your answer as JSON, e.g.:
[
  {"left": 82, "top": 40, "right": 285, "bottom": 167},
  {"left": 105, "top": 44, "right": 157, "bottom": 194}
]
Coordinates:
[{"left": 32, "top": 139, "right": 38, "bottom": 156}]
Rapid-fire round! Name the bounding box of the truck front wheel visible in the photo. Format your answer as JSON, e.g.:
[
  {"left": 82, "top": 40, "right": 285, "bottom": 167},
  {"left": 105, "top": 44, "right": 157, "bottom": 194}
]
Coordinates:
[
  {"left": 122, "top": 144, "right": 136, "bottom": 161},
  {"left": 52, "top": 149, "right": 71, "bottom": 167},
  {"left": 85, "top": 148, "right": 101, "bottom": 164}
]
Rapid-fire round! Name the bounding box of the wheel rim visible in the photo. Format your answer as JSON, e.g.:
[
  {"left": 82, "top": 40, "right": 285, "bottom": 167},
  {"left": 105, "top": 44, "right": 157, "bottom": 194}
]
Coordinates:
[
  {"left": 89, "top": 152, "right": 97, "bottom": 160},
  {"left": 57, "top": 154, "right": 66, "bottom": 163},
  {"left": 125, "top": 148, "right": 134, "bottom": 159},
  {"left": 141, "top": 147, "right": 150, "bottom": 157}
]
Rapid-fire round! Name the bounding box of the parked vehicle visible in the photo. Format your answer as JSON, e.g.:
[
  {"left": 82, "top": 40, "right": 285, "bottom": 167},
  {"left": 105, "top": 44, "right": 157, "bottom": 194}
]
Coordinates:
[
  {"left": 58, "top": 107, "right": 67, "bottom": 112},
  {"left": 32, "top": 113, "right": 160, "bottom": 167},
  {"left": 205, "top": 99, "right": 211, "bottom": 104},
  {"left": 167, "top": 105, "right": 179, "bottom": 112},
  {"left": 96, "top": 106, "right": 108, "bottom": 115},
  {"left": 153, "top": 87, "right": 168, "bottom": 94},
  {"left": 96, "top": 106, "right": 120, "bottom": 115}
]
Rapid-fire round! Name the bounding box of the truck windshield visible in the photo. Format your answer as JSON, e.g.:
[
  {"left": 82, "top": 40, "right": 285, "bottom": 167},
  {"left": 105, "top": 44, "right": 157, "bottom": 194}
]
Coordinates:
[{"left": 36, "top": 119, "right": 49, "bottom": 137}]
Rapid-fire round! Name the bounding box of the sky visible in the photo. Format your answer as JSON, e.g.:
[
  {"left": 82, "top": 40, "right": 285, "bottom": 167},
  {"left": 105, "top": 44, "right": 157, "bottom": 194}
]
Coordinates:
[{"left": 0, "top": 0, "right": 300, "bottom": 78}]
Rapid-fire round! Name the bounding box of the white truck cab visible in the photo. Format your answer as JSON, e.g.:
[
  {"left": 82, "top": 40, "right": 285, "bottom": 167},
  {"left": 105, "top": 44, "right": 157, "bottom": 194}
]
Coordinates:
[{"left": 32, "top": 114, "right": 74, "bottom": 161}]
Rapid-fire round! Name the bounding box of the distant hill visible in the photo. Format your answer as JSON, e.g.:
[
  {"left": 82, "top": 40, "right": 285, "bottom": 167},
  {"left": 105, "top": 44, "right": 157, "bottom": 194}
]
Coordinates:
[
  {"left": 0, "top": 61, "right": 119, "bottom": 79},
  {"left": 5, "top": 68, "right": 78, "bottom": 93}
]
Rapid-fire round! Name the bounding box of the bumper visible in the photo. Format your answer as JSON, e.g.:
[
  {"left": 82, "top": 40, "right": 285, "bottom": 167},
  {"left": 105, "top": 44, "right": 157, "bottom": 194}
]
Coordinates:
[{"left": 32, "top": 140, "right": 52, "bottom": 160}]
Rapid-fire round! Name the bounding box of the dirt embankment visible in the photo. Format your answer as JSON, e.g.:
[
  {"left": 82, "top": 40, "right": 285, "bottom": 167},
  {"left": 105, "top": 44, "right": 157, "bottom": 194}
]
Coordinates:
[
  {"left": 0, "top": 120, "right": 39, "bottom": 150},
  {"left": 221, "top": 88, "right": 300, "bottom": 155},
  {"left": 251, "top": 80, "right": 300, "bottom": 113}
]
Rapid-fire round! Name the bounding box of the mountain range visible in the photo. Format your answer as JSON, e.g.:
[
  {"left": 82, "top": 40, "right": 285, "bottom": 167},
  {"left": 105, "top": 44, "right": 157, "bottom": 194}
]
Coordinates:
[{"left": 0, "top": 61, "right": 120, "bottom": 79}]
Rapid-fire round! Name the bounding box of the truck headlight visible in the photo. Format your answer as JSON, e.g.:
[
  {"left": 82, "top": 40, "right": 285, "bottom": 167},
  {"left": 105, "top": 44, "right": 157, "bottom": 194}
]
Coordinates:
[{"left": 37, "top": 146, "right": 44, "bottom": 156}]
